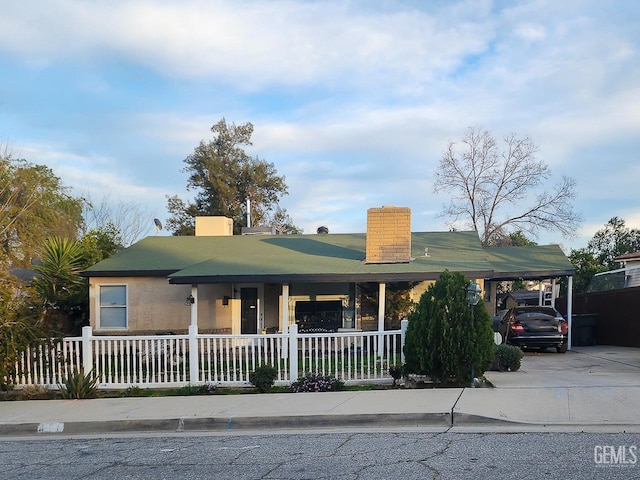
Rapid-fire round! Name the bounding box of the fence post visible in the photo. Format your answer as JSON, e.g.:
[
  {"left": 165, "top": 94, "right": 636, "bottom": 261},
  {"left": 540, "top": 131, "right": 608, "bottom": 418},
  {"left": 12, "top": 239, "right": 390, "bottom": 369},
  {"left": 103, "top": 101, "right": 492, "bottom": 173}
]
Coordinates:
[
  {"left": 289, "top": 323, "right": 298, "bottom": 383},
  {"left": 81, "top": 326, "right": 93, "bottom": 374},
  {"left": 188, "top": 324, "right": 199, "bottom": 384},
  {"left": 400, "top": 319, "right": 408, "bottom": 364}
]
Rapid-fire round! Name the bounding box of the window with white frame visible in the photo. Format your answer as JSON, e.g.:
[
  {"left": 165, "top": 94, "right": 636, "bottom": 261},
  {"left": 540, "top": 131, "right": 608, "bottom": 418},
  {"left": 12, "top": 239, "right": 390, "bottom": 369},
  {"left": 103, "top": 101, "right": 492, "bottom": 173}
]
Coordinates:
[{"left": 99, "top": 285, "right": 127, "bottom": 328}]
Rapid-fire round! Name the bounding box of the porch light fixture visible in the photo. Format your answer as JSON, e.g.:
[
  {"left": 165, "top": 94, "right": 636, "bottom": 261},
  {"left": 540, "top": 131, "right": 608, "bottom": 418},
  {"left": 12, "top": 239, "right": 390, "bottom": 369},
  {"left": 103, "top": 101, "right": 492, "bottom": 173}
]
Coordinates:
[
  {"left": 466, "top": 282, "right": 482, "bottom": 307},
  {"left": 185, "top": 294, "right": 195, "bottom": 306}
]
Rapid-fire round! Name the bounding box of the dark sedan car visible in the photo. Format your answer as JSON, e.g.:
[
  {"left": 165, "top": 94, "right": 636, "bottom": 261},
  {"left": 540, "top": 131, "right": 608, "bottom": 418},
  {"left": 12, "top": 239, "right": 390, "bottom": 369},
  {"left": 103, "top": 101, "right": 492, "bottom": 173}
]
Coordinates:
[{"left": 497, "top": 306, "right": 569, "bottom": 353}]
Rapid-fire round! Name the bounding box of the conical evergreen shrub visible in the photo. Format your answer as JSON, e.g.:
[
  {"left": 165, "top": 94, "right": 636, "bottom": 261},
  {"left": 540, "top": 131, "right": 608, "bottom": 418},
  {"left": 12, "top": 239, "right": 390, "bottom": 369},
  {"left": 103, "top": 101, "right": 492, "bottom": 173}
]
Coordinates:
[{"left": 404, "top": 270, "right": 494, "bottom": 386}]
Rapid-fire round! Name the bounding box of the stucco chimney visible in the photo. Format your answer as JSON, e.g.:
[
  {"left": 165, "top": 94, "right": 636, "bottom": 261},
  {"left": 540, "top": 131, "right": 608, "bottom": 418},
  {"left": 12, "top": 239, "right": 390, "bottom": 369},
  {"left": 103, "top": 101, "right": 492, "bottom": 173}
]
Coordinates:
[
  {"left": 365, "top": 206, "right": 412, "bottom": 264},
  {"left": 195, "top": 216, "right": 233, "bottom": 236}
]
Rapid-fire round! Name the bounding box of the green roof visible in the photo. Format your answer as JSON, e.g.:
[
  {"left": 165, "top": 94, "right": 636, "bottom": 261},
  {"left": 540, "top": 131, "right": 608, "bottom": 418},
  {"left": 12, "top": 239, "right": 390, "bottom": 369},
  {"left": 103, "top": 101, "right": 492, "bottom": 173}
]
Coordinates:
[
  {"left": 484, "top": 245, "right": 575, "bottom": 280},
  {"left": 83, "top": 232, "right": 574, "bottom": 283}
]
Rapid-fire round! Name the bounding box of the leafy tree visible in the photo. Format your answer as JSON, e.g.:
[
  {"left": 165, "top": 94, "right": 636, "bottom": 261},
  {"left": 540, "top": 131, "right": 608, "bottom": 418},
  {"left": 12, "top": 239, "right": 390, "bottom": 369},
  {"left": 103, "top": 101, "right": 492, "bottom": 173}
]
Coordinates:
[
  {"left": 567, "top": 248, "right": 606, "bottom": 294},
  {"left": 32, "top": 237, "right": 84, "bottom": 332},
  {"left": 30, "top": 228, "right": 123, "bottom": 334},
  {"left": 78, "top": 224, "right": 124, "bottom": 267},
  {"left": 567, "top": 217, "right": 640, "bottom": 293},
  {"left": 167, "top": 118, "right": 300, "bottom": 235},
  {"left": 0, "top": 155, "right": 84, "bottom": 268},
  {"left": 403, "top": 271, "right": 494, "bottom": 386},
  {"left": 488, "top": 230, "right": 538, "bottom": 247},
  {"left": 587, "top": 217, "right": 640, "bottom": 271},
  {"left": 434, "top": 126, "right": 580, "bottom": 245},
  {"left": 0, "top": 270, "right": 52, "bottom": 389}
]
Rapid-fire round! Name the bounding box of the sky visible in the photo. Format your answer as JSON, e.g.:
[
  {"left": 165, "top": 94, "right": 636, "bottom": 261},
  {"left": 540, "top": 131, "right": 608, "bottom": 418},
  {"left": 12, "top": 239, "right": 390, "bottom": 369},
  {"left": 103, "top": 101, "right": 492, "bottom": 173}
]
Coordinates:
[{"left": 1, "top": 0, "right": 639, "bottom": 252}]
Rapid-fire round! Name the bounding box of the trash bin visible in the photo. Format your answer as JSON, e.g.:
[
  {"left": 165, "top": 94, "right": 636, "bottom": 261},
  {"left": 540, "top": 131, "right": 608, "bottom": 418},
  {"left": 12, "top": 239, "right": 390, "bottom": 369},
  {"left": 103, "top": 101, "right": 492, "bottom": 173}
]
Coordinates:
[{"left": 570, "top": 314, "right": 597, "bottom": 346}]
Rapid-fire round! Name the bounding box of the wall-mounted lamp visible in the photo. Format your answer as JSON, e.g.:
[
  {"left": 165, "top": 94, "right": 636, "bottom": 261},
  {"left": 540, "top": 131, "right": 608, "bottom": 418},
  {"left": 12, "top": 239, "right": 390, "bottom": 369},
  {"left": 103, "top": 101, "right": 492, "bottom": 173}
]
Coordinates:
[
  {"left": 466, "top": 282, "right": 482, "bottom": 307},
  {"left": 185, "top": 294, "right": 195, "bottom": 306}
]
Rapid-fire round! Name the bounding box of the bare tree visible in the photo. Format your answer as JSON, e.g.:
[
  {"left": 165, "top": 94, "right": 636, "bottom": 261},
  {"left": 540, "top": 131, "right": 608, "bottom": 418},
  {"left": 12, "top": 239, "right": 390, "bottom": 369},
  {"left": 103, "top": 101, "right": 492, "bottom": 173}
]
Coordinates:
[
  {"left": 82, "top": 193, "right": 157, "bottom": 247},
  {"left": 433, "top": 126, "right": 580, "bottom": 245}
]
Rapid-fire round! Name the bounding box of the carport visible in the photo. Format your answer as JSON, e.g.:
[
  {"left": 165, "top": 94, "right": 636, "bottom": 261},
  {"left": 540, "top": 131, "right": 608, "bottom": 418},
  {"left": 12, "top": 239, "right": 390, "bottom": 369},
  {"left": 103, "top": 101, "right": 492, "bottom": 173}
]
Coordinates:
[{"left": 483, "top": 245, "right": 577, "bottom": 349}]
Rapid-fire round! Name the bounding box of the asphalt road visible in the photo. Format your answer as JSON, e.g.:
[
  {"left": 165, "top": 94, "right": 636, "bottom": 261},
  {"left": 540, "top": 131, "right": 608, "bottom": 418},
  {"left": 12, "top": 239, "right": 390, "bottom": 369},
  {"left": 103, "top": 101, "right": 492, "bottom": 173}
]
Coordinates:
[{"left": 2, "top": 431, "right": 638, "bottom": 479}]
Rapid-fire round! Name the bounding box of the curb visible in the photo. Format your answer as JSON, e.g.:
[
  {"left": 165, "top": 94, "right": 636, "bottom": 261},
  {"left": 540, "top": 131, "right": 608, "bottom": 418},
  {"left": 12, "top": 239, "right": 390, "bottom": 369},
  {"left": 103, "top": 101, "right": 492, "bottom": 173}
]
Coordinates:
[{"left": 0, "top": 412, "right": 460, "bottom": 437}]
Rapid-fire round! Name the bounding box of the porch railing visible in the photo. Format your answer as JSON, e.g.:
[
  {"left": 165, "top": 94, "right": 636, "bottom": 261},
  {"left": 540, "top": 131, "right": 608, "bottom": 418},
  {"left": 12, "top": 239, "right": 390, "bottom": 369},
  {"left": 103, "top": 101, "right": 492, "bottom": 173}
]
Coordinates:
[{"left": 9, "top": 322, "right": 408, "bottom": 389}]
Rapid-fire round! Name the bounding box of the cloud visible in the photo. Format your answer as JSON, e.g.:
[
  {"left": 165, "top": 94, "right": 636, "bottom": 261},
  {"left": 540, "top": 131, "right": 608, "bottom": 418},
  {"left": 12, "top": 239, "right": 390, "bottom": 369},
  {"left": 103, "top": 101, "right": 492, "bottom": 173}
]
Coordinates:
[{"left": 0, "top": 1, "right": 495, "bottom": 91}]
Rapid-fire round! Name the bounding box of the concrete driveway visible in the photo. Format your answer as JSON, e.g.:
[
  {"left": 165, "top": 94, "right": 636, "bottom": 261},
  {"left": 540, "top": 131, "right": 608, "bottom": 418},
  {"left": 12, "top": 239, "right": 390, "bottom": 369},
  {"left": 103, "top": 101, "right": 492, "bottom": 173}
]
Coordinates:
[
  {"left": 484, "top": 345, "right": 640, "bottom": 388},
  {"left": 458, "top": 345, "right": 640, "bottom": 426}
]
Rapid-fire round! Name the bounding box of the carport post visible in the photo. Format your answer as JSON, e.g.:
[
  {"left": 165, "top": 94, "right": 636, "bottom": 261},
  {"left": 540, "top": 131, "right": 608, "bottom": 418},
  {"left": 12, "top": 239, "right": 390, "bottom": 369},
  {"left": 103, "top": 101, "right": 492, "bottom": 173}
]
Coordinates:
[
  {"left": 538, "top": 281, "right": 544, "bottom": 305},
  {"left": 567, "top": 276, "right": 573, "bottom": 350}
]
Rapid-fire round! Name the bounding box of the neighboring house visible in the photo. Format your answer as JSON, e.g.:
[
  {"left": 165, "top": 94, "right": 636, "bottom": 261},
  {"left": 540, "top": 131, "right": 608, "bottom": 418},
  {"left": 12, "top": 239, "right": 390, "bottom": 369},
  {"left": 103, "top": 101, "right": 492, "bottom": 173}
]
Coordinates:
[
  {"left": 589, "top": 251, "right": 640, "bottom": 291},
  {"left": 614, "top": 251, "right": 640, "bottom": 288},
  {"left": 83, "top": 207, "right": 576, "bottom": 335}
]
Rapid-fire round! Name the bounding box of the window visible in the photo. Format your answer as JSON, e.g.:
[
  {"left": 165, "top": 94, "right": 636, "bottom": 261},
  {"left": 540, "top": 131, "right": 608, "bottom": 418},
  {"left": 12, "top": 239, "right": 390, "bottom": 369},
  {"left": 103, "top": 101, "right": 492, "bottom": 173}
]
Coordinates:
[{"left": 99, "top": 285, "right": 127, "bottom": 329}]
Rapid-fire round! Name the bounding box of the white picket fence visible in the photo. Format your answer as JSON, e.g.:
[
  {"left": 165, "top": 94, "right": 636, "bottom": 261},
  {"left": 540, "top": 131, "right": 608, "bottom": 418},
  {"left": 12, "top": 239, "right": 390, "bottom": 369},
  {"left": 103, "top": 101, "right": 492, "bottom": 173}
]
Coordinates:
[{"left": 9, "top": 323, "right": 407, "bottom": 389}]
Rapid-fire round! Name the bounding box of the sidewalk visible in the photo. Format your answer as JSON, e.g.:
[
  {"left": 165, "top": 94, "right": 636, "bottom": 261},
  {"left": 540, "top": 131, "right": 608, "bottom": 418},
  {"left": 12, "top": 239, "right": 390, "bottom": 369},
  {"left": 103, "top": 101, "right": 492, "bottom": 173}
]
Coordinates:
[{"left": 1, "top": 346, "right": 639, "bottom": 436}]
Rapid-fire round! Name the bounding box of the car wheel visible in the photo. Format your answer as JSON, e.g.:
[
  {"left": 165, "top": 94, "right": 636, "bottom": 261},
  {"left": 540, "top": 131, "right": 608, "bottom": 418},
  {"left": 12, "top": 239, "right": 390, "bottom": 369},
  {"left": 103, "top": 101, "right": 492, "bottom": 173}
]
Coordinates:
[{"left": 556, "top": 343, "right": 568, "bottom": 353}]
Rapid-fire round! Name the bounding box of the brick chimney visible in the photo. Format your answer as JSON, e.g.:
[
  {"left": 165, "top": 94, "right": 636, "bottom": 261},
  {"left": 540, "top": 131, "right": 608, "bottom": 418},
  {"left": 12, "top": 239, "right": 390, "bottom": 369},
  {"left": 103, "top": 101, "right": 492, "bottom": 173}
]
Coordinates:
[{"left": 365, "top": 206, "right": 412, "bottom": 264}]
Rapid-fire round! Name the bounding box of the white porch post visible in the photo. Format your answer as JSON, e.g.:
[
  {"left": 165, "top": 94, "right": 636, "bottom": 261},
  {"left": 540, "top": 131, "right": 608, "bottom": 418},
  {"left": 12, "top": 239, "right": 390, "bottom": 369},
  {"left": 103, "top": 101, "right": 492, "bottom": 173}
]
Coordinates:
[
  {"left": 400, "top": 319, "right": 409, "bottom": 364},
  {"left": 188, "top": 324, "right": 199, "bottom": 384},
  {"left": 551, "top": 278, "right": 557, "bottom": 308},
  {"left": 378, "top": 282, "right": 386, "bottom": 332},
  {"left": 281, "top": 283, "right": 290, "bottom": 333},
  {"left": 289, "top": 323, "right": 298, "bottom": 382},
  {"left": 81, "top": 326, "right": 93, "bottom": 375},
  {"left": 567, "top": 276, "right": 573, "bottom": 350},
  {"left": 190, "top": 285, "right": 198, "bottom": 328},
  {"left": 378, "top": 282, "right": 386, "bottom": 358}
]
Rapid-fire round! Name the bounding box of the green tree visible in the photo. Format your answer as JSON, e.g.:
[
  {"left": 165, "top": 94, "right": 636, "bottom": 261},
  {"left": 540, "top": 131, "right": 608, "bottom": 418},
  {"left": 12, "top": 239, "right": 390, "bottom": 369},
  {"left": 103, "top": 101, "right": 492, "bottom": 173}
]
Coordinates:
[
  {"left": 488, "top": 230, "right": 538, "bottom": 247},
  {"left": 0, "top": 155, "right": 84, "bottom": 268},
  {"left": 166, "top": 118, "right": 300, "bottom": 235},
  {"left": 567, "top": 217, "right": 640, "bottom": 294},
  {"left": 587, "top": 217, "right": 640, "bottom": 271},
  {"left": 404, "top": 271, "right": 494, "bottom": 386},
  {"left": 32, "top": 237, "right": 84, "bottom": 333},
  {"left": 30, "top": 227, "right": 123, "bottom": 334},
  {"left": 78, "top": 223, "right": 124, "bottom": 267},
  {"left": 434, "top": 126, "right": 580, "bottom": 245},
  {"left": 0, "top": 270, "right": 52, "bottom": 389},
  {"left": 567, "top": 248, "right": 606, "bottom": 294}
]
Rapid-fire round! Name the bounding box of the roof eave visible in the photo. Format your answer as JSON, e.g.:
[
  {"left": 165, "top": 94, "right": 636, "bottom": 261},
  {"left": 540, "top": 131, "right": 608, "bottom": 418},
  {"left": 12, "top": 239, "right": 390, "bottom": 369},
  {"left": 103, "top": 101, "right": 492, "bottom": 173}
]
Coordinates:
[
  {"left": 488, "top": 268, "right": 576, "bottom": 281},
  {"left": 167, "top": 270, "right": 496, "bottom": 284},
  {"left": 83, "top": 270, "right": 178, "bottom": 278}
]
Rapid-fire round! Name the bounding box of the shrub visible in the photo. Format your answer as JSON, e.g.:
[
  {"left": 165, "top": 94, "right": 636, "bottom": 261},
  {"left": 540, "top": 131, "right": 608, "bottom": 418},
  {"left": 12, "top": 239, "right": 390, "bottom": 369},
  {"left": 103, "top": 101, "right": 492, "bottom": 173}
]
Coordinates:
[
  {"left": 290, "top": 372, "right": 344, "bottom": 393},
  {"left": 171, "top": 383, "right": 217, "bottom": 396},
  {"left": 388, "top": 364, "right": 404, "bottom": 387},
  {"left": 120, "top": 386, "right": 150, "bottom": 397},
  {"left": 403, "top": 271, "right": 495, "bottom": 386},
  {"left": 59, "top": 368, "right": 98, "bottom": 399},
  {"left": 492, "top": 344, "right": 524, "bottom": 372},
  {"left": 249, "top": 364, "right": 279, "bottom": 392}
]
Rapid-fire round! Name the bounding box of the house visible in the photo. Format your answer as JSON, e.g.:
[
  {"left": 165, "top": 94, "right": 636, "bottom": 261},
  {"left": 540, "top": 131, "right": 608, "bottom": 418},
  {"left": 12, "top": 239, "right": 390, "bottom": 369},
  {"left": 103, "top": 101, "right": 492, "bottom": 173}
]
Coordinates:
[
  {"left": 83, "top": 206, "right": 576, "bottom": 335},
  {"left": 614, "top": 251, "right": 640, "bottom": 288}
]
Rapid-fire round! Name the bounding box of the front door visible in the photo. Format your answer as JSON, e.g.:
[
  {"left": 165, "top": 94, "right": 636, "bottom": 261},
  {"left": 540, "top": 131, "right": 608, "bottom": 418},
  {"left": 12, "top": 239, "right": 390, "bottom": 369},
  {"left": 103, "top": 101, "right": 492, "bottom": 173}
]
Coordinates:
[{"left": 241, "top": 287, "right": 258, "bottom": 334}]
